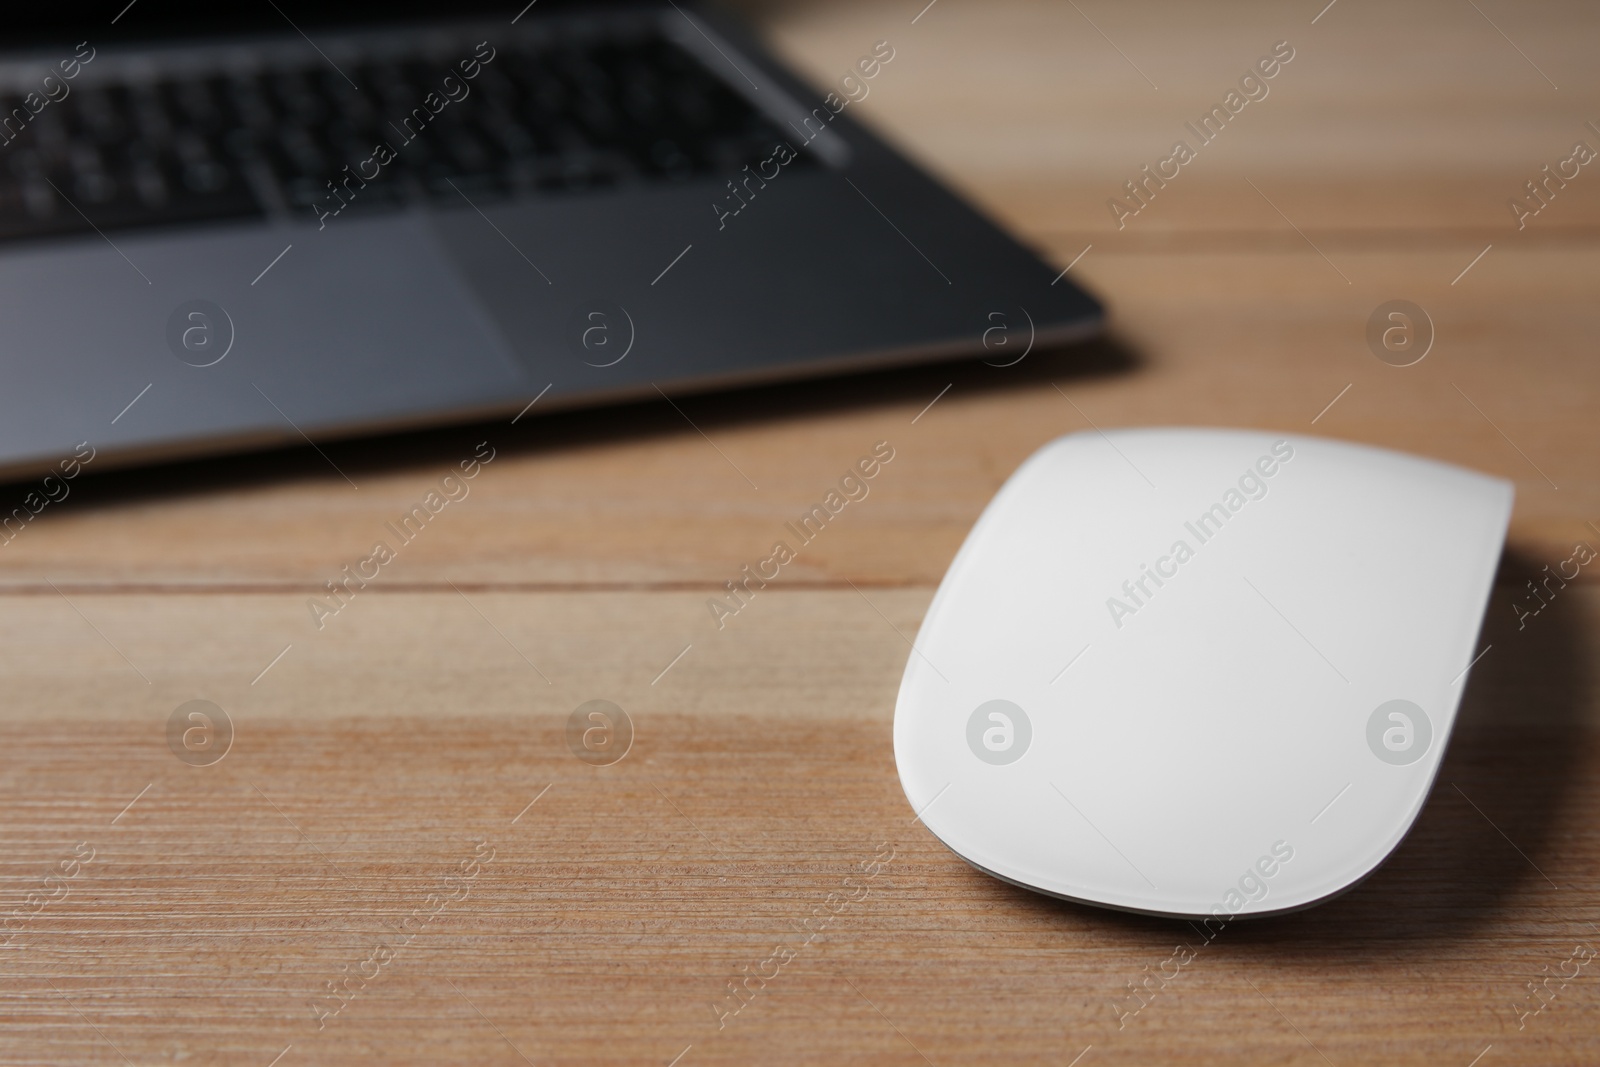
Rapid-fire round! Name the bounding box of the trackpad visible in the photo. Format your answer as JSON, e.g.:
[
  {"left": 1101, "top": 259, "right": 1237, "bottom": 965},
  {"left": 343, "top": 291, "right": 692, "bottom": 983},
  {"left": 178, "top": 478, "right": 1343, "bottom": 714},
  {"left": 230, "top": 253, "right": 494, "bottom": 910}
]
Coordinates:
[{"left": 0, "top": 212, "right": 527, "bottom": 465}]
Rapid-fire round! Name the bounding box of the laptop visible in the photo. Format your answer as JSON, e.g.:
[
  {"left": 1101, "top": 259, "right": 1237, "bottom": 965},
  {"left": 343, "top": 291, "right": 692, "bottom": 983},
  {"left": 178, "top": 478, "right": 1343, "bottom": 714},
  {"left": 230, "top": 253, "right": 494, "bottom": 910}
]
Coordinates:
[{"left": 0, "top": 2, "right": 1102, "bottom": 481}]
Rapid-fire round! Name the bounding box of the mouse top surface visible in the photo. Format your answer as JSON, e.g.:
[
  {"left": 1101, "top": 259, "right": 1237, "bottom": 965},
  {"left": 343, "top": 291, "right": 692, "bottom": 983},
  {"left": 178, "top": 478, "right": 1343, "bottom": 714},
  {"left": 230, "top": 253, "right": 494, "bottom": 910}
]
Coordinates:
[{"left": 894, "top": 427, "right": 1513, "bottom": 918}]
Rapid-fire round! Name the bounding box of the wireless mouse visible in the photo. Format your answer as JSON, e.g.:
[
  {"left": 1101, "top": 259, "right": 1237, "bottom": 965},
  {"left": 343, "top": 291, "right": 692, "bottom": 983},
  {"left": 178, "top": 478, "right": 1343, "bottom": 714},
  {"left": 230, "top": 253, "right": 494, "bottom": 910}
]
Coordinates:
[{"left": 894, "top": 428, "right": 1512, "bottom": 918}]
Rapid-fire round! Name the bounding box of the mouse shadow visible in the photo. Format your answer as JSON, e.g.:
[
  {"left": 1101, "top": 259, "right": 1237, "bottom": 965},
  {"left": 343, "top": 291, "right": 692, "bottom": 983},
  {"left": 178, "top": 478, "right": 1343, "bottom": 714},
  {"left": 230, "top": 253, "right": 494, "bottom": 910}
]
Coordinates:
[
  {"left": 15, "top": 333, "right": 1140, "bottom": 510},
  {"left": 999, "top": 545, "right": 1592, "bottom": 953}
]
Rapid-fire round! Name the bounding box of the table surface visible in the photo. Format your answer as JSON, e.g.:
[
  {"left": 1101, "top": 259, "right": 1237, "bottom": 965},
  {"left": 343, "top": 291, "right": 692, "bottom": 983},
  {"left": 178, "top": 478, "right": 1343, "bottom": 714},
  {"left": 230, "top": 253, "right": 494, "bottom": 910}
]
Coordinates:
[{"left": 3, "top": 1, "right": 1599, "bottom": 1064}]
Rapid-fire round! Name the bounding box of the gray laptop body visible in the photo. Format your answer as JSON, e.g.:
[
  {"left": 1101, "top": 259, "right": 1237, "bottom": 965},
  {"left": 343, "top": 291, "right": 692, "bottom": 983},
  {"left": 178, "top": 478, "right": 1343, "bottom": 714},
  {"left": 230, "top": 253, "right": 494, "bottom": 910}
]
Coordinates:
[{"left": 0, "top": 4, "right": 1101, "bottom": 480}]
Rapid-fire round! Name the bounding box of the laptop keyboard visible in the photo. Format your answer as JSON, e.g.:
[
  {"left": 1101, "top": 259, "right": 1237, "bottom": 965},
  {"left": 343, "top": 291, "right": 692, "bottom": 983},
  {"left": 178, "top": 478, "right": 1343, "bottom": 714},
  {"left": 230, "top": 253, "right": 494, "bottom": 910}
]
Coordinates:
[{"left": 0, "top": 22, "right": 813, "bottom": 243}]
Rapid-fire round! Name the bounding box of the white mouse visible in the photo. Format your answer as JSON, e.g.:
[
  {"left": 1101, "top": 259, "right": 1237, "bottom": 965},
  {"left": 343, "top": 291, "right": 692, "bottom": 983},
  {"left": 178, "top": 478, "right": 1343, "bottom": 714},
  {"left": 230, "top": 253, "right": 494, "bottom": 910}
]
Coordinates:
[{"left": 894, "top": 428, "right": 1512, "bottom": 918}]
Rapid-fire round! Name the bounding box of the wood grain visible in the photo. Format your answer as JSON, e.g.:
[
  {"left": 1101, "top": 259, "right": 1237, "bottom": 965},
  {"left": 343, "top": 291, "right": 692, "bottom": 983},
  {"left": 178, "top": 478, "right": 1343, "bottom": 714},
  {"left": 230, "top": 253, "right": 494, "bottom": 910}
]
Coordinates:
[
  {"left": 3, "top": 1, "right": 1599, "bottom": 1063},
  {"left": 0, "top": 583, "right": 1596, "bottom": 1065}
]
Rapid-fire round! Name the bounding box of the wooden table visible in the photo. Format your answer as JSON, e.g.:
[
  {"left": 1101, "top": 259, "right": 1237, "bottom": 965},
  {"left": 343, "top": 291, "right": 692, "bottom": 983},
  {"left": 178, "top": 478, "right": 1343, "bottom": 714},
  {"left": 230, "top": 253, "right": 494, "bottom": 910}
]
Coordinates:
[{"left": 3, "top": 1, "right": 1598, "bottom": 1063}]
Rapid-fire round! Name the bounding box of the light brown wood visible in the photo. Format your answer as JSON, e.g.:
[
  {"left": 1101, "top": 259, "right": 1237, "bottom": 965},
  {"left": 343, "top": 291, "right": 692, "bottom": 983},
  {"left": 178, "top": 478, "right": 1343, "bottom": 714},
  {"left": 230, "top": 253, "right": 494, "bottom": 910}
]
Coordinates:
[{"left": 3, "top": 2, "right": 1599, "bottom": 1064}]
